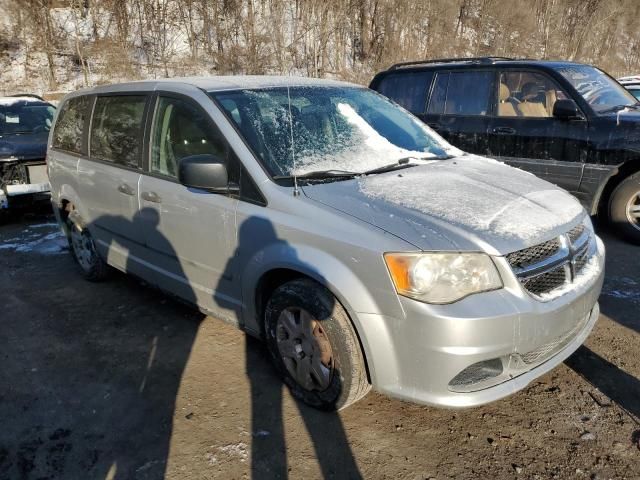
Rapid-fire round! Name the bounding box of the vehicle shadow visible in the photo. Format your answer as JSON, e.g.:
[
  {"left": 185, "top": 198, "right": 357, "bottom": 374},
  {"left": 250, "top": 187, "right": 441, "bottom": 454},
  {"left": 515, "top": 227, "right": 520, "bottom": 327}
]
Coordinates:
[
  {"left": 0, "top": 209, "right": 204, "bottom": 479},
  {"left": 0, "top": 209, "right": 362, "bottom": 478},
  {"left": 216, "top": 215, "right": 363, "bottom": 479},
  {"left": 565, "top": 346, "right": 640, "bottom": 421}
]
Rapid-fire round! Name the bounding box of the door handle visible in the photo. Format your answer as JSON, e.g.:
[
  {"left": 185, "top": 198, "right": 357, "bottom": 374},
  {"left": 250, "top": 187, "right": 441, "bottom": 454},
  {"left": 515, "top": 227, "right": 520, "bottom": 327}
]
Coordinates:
[
  {"left": 427, "top": 123, "right": 440, "bottom": 130},
  {"left": 117, "top": 183, "right": 135, "bottom": 196},
  {"left": 492, "top": 126, "right": 516, "bottom": 135},
  {"left": 141, "top": 191, "right": 162, "bottom": 203}
]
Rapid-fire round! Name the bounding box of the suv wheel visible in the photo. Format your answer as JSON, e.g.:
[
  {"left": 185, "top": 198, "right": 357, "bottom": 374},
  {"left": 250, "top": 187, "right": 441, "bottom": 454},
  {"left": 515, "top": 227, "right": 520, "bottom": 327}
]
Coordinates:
[
  {"left": 609, "top": 173, "right": 640, "bottom": 244},
  {"left": 67, "top": 218, "right": 110, "bottom": 281},
  {"left": 264, "top": 278, "right": 370, "bottom": 410}
]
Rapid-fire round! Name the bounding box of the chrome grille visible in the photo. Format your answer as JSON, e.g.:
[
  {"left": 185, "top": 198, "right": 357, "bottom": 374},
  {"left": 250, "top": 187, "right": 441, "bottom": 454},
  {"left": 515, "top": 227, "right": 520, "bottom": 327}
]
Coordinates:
[
  {"left": 506, "top": 223, "right": 594, "bottom": 299},
  {"left": 506, "top": 238, "right": 560, "bottom": 270},
  {"left": 520, "top": 265, "right": 567, "bottom": 296},
  {"left": 568, "top": 224, "right": 585, "bottom": 244}
]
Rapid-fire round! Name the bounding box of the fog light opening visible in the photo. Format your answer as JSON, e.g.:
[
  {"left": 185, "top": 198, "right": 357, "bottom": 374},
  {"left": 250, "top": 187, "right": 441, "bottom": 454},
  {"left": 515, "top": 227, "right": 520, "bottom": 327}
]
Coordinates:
[{"left": 448, "top": 358, "right": 504, "bottom": 391}]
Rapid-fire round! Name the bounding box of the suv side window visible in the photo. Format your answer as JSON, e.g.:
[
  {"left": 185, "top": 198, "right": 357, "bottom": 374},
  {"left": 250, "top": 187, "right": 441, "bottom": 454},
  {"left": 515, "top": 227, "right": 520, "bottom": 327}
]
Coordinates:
[
  {"left": 52, "top": 96, "right": 90, "bottom": 154},
  {"left": 90, "top": 95, "right": 146, "bottom": 168},
  {"left": 150, "top": 96, "right": 225, "bottom": 177},
  {"left": 498, "top": 71, "right": 569, "bottom": 118},
  {"left": 427, "top": 71, "right": 493, "bottom": 116},
  {"left": 376, "top": 71, "right": 434, "bottom": 114}
]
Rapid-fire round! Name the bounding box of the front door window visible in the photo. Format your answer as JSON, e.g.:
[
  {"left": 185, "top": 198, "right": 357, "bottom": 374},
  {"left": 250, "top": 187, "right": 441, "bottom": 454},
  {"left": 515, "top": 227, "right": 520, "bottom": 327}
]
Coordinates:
[{"left": 497, "top": 71, "right": 569, "bottom": 118}]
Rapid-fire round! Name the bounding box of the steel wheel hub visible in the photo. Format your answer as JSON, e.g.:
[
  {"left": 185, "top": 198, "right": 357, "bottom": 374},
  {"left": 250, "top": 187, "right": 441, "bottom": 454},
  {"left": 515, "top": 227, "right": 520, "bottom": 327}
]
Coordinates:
[
  {"left": 275, "top": 307, "right": 334, "bottom": 391},
  {"left": 70, "top": 226, "right": 96, "bottom": 271},
  {"left": 626, "top": 191, "right": 640, "bottom": 232}
]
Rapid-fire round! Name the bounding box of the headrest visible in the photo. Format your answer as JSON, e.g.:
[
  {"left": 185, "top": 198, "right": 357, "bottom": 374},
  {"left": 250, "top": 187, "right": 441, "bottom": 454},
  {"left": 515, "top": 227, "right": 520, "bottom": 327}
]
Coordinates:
[
  {"left": 521, "top": 82, "right": 539, "bottom": 100},
  {"left": 499, "top": 83, "right": 510, "bottom": 101}
]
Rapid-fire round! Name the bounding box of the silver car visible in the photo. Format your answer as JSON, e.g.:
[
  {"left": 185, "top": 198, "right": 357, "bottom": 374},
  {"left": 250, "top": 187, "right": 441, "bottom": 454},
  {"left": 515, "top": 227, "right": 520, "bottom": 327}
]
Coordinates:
[{"left": 47, "top": 76, "right": 605, "bottom": 410}]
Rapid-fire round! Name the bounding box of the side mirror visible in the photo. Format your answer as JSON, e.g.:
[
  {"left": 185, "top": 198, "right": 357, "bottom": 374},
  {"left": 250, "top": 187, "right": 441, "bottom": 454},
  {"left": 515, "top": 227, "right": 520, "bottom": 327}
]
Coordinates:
[
  {"left": 178, "top": 154, "right": 239, "bottom": 194},
  {"left": 553, "top": 99, "right": 582, "bottom": 120}
]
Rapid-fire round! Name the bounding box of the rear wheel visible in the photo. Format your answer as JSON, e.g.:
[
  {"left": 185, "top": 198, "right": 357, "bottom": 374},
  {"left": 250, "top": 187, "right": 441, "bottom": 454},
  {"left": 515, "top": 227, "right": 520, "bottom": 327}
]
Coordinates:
[
  {"left": 66, "top": 217, "right": 110, "bottom": 281},
  {"left": 264, "top": 278, "right": 370, "bottom": 410},
  {"left": 609, "top": 173, "right": 640, "bottom": 244}
]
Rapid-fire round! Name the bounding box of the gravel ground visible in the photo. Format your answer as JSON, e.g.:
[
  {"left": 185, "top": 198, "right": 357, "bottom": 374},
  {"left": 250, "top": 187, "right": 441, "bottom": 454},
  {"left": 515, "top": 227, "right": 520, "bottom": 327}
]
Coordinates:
[{"left": 0, "top": 214, "right": 639, "bottom": 480}]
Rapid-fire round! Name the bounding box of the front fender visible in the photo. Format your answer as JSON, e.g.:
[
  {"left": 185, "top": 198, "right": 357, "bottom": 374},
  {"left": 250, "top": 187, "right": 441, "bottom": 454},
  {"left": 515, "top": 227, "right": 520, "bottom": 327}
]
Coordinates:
[{"left": 240, "top": 242, "right": 399, "bottom": 387}]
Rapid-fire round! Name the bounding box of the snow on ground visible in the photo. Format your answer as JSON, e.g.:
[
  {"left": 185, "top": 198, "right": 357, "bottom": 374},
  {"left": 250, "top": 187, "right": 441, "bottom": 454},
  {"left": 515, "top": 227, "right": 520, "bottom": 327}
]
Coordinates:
[{"left": 0, "top": 222, "right": 67, "bottom": 255}]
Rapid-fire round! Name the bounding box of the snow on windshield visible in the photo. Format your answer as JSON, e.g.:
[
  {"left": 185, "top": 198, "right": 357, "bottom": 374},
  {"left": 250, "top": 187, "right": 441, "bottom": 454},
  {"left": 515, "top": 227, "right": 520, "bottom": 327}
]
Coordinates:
[
  {"left": 359, "top": 156, "right": 584, "bottom": 241},
  {"left": 213, "top": 87, "right": 462, "bottom": 177},
  {"left": 290, "top": 103, "right": 441, "bottom": 174}
]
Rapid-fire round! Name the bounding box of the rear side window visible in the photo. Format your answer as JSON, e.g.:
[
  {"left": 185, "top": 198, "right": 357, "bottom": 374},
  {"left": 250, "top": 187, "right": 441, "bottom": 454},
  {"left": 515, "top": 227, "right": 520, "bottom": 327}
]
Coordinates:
[
  {"left": 52, "top": 96, "right": 89, "bottom": 154},
  {"left": 375, "top": 72, "right": 434, "bottom": 114},
  {"left": 427, "top": 71, "right": 493, "bottom": 116},
  {"left": 90, "top": 96, "right": 146, "bottom": 167}
]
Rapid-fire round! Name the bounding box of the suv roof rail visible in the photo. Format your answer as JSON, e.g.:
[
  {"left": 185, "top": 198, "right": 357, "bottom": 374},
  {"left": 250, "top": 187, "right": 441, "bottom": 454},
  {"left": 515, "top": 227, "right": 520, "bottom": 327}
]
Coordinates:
[
  {"left": 8, "top": 93, "right": 45, "bottom": 101},
  {"left": 388, "top": 57, "right": 514, "bottom": 70}
]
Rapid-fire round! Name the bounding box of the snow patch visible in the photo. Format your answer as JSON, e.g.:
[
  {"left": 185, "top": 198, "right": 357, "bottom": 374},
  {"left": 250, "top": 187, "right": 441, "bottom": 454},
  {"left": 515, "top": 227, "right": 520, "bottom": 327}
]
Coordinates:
[
  {"left": 0, "top": 224, "right": 67, "bottom": 255},
  {"left": 217, "top": 442, "right": 248, "bottom": 462},
  {"left": 603, "top": 276, "right": 640, "bottom": 302}
]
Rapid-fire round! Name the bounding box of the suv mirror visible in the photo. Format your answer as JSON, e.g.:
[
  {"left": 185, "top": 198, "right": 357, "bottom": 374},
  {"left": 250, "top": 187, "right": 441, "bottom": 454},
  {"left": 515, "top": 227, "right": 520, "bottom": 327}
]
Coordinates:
[
  {"left": 178, "top": 154, "right": 238, "bottom": 194},
  {"left": 553, "top": 99, "right": 581, "bottom": 120}
]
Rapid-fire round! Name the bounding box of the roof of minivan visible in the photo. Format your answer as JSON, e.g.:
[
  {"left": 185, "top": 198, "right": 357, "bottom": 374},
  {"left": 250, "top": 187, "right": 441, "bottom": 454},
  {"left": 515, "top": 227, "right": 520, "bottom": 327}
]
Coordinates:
[{"left": 68, "top": 75, "right": 356, "bottom": 97}]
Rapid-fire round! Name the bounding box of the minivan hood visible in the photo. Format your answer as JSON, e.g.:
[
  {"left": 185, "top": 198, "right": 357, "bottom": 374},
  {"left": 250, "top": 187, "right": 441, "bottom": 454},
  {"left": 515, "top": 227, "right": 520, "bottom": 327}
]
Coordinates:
[{"left": 302, "top": 156, "right": 585, "bottom": 255}]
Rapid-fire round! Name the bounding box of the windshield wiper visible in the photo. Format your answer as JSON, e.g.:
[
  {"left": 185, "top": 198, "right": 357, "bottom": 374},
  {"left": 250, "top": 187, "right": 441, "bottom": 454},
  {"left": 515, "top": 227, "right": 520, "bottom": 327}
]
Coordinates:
[
  {"left": 599, "top": 103, "right": 640, "bottom": 114},
  {"left": 360, "top": 155, "right": 452, "bottom": 176},
  {"left": 273, "top": 169, "right": 359, "bottom": 180}
]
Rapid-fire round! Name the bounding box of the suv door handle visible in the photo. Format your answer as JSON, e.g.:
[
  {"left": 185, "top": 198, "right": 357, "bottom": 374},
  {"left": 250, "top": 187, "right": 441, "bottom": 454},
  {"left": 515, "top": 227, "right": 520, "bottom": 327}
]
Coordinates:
[
  {"left": 427, "top": 123, "right": 440, "bottom": 130},
  {"left": 141, "top": 191, "right": 162, "bottom": 203},
  {"left": 492, "top": 126, "right": 516, "bottom": 135},
  {"left": 117, "top": 183, "right": 135, "bottom": 196}
]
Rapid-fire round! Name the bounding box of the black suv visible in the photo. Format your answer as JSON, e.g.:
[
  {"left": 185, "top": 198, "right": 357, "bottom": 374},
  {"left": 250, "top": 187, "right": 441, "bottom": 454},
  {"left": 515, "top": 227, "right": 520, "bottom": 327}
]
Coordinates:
[
  {"left": 370, "top": 57, "right": 640, "bottom": 243},
  {"left": 0, "top": 95, "right": 55, "bottom": 220}
]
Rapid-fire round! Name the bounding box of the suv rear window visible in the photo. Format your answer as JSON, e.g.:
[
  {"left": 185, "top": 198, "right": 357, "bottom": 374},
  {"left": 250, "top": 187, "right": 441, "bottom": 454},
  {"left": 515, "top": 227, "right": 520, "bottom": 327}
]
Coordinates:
[
  {"left": 427, "top": 71, "right": 493, "bottom": 116},
  {"left": 375, "top": 72, "right": 434, "bottom": 114},
  {"left": 52, "top": 96, "right": 89, "bottom": 154},
  {"left": 90, "top": 95, "right": 146, "bottom": 167}
]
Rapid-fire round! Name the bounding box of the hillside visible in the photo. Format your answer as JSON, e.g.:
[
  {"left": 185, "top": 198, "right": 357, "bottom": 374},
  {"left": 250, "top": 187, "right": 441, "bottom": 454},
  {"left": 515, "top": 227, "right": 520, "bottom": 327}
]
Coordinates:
[{"left": 1, "top": 0, "right": 639, "bottom": 97}]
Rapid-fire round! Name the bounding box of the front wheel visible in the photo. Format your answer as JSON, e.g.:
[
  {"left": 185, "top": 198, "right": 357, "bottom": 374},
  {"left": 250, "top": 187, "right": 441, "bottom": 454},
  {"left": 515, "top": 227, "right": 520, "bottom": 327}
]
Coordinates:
[
  {"left": 66, "top": 218, "right": 110, "bottom": 281},
  {"left": 609, "top": 173, "right": 640, "bottom": 244},
  {"left": 264, "top": 279, "right": 371, "bottom": 410}
]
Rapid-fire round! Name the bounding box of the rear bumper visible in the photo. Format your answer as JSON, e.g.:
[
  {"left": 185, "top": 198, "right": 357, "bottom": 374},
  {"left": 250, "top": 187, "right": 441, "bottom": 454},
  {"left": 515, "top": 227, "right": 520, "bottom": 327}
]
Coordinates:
[
  {"left": 360, "top": 236, "right": 605, "bottom": 408},
  {"left": 5, "top": 182, "right": 50, "bottom": 197}
]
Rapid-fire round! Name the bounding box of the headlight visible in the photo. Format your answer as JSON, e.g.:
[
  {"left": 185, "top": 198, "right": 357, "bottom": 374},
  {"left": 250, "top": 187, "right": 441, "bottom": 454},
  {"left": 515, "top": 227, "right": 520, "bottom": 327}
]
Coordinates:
[{"left": 384, "top": 252, "right": 503, "bottom": 304}]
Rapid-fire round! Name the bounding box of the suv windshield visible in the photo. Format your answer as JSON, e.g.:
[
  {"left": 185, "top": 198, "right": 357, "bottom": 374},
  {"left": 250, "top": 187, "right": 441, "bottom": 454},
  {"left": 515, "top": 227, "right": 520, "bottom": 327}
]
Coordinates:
[
  {"left": 211, "top": 86, "right": 455, "bottom": 177},
  {"left": 0, "top": 100, "right": 55, "bottom": 135},
  {"left": 554, "top": 65, "right": 637, "bottom": 113}
]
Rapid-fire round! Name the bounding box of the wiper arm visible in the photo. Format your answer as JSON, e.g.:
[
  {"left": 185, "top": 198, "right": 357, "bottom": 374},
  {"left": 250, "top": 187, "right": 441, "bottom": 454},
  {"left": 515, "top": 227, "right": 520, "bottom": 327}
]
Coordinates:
[
  {"left": 600, "top": 103, "right": 640, "bottom": 114},
  {"left": 360, "top": 155, "right": 448, "bottom": 176},
  {"left": 273, "top": 169, "right": 359, "bottom": 180}
]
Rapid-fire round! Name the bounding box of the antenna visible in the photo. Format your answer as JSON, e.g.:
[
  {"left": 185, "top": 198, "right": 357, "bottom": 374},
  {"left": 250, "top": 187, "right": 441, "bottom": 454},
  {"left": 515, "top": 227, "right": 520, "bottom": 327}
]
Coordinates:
[{"left": 286, "top": 81, "right": 300, "bottom": 196}]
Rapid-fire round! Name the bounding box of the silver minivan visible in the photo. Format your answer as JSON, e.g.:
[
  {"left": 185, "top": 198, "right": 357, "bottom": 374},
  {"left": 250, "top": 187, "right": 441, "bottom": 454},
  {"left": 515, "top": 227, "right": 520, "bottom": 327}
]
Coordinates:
[{"left": 47, "top": 76, "right": 605, "bottom": 410}]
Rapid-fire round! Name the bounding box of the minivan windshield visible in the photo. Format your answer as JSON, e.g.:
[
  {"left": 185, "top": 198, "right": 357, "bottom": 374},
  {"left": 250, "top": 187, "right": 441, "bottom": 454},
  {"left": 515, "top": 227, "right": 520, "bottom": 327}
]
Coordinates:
[
  {"left": 211, "top": 86, "right": 456, "bottom": 177},
  {"left": 0, "top": 101, "right": 55, "bottom": 135},
  {"left": 554, "top": 65, "right": 637, "bottom": 114}
]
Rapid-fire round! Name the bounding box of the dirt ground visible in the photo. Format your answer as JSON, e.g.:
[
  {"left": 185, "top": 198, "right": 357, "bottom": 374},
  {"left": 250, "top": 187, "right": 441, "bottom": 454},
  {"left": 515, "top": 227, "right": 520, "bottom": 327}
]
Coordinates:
[{"left": 0, "top": 214, "right": 639, "bottom": 480}]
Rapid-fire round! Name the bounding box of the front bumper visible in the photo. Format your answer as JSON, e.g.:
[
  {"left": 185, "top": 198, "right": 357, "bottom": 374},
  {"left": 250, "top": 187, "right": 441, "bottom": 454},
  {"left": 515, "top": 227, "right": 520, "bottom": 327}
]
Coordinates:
[{"left": 360, "top": 236, "right": 605, "bottom": 408}]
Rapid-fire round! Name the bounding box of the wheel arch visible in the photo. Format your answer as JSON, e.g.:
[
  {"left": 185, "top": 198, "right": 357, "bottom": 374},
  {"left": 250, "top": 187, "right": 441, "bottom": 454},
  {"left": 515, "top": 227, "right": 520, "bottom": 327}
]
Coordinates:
[
  {"left": 597, "top": 159, "right": 640, "bottom": 217},
  {"left": 252, "top": 266, "right": 374, "bottom": 385}
]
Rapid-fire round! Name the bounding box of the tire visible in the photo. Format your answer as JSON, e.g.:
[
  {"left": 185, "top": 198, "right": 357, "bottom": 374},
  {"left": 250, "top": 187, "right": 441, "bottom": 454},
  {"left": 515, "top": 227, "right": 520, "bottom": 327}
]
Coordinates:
[
  {"left": 609, "top": 172, "right": 640, "bottom": 244},
  {"left": 264, "top": 278, "right": 371, "bottom": 410},
  {"left": 66, "top": 217, "right": 110, "bottom": 281}
]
